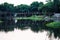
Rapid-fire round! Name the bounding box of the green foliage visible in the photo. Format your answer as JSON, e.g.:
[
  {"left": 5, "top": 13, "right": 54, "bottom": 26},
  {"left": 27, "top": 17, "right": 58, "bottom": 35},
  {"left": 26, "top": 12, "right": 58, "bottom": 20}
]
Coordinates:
[
  {"left": 39, "top": 2, "right": 54, "bottom": 15},
  {"left": 38, "top": 2, "right": 44, "bottom": 12},
  {"left": 46, "top": 22, "right": 60, "bottom": 28},
  {"left": 0, "top": 2, "right": 14, "bottom": 12},
  {"left": 41, "top": 2, "right": 54, "bottom": 12},
  {"left": 30, "top": 1, "right": 39, "bottom": 12},
  {"left": 0, "top": 0, "right": 60, "bottom": 15},
  {"left": 15, "top": 4, "right": 29, "bottom": 13},
  {"left": 53, "top": 0, "right": 60, "bottom": 12}
]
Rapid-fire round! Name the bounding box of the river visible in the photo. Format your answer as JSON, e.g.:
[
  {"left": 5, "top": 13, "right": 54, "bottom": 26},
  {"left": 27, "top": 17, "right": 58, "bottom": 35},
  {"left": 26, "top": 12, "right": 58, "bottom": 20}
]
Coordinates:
[{"left": 0, "top": 20, "right": 59, "bottom": 40}]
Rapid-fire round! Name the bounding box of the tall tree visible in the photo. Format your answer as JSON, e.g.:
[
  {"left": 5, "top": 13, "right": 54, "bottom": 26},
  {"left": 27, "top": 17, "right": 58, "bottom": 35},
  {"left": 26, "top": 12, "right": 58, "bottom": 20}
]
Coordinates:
[
  {"left": 53, "top": 0, "right": 60, "bottom": 13},
  {"left": 40, "top": 2, "right": 54, "bottom": 15},
  {"left": 46, "top": 0, "right": 60, "bottom": 13},
  {"left": 46, "top": 0, "right": 53, "bottom": 2},
  {"left": 30, "top": 1, "right": 39, "bottom": 12},
  {"left": 38, "top": 2, "right": 44, "bottom": 12}
]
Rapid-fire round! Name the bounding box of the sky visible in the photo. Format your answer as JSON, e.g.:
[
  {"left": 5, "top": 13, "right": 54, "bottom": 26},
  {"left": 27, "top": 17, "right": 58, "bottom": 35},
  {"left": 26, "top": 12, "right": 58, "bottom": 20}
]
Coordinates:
[{"left": 0, "top": 0, "right": 46, "bottom": 6}]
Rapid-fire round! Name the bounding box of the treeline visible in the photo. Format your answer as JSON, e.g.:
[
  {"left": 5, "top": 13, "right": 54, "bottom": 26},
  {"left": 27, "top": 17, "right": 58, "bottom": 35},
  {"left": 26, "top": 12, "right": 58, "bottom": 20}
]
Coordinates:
[
  {"left": 0, "top": 0, "right": 60, "bottom": 15},
  {"left": 0, "top": 1, "right": 44, "bottom": 13}
]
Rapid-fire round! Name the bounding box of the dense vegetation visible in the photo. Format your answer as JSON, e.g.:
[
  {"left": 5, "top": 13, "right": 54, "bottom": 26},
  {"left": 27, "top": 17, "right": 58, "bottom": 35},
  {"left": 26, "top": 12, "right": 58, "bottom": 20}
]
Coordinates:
[
  {"left": 0, "top": 0, "right": 60, "bottom": 15},
  {"left": 46, "top": 22, "right": 60, "bottom": 28}
]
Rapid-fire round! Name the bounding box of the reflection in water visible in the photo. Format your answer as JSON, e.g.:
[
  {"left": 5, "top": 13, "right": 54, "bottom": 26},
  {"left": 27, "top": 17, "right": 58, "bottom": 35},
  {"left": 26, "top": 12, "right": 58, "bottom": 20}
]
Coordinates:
[{"left": 0, "top": 19, "right": 60, "bottom": 40}]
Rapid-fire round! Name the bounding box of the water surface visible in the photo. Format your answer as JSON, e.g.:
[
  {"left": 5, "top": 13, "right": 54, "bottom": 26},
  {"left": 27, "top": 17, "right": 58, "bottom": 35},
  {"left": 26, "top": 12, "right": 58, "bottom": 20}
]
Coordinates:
[
  {"left": 0, "top": 29, "right": 49, "bottom": 40},
  {"left": 0, "top": 20, "right": 59, "bottom": 40}
]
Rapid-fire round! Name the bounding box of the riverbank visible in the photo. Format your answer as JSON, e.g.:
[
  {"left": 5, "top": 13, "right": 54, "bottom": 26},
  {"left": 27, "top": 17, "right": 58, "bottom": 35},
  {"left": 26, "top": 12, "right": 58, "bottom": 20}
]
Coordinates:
[{"left": 14, "top": 15, "right": 44, "bottom": 21}]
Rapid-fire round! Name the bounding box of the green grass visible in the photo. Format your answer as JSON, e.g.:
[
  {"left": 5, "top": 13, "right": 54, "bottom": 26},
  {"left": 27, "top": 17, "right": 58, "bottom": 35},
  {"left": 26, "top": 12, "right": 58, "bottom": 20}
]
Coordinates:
[
  {"left": 14, "top": 15, "right": 44, "bottom": 21},
  {"left": 46, "top": 22, "right": 60, "bottom": 28}
]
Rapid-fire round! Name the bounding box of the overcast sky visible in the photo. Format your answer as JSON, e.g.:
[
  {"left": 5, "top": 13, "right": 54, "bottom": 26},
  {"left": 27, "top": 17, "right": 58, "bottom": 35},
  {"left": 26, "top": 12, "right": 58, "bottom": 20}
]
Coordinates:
[{"left": 0, "top": 0, "right": 46, "bottom": 6}]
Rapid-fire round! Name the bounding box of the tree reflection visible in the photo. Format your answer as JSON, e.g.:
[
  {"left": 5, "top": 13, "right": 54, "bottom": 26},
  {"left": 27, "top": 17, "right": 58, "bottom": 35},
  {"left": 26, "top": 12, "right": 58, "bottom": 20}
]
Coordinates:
[{"left": 0, "top": 19, "right": 60, "bottom": 39}]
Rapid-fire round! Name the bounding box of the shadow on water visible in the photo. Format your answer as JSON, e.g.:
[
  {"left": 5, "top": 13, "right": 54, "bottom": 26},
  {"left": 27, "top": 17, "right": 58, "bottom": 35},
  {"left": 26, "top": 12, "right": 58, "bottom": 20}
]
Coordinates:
[
  {"left": 0, "top": 19, "right": 60, "bottom": 39},
  {"left": 0, "top": 20, "right": 15, "bottom": 32}
]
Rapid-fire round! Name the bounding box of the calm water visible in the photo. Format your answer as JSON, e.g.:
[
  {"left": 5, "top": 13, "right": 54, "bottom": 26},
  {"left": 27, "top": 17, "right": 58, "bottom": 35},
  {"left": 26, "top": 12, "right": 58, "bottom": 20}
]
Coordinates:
[
  {"left": 0, "top": 20, "right": 60, "bottom": 40},
  {"left": 0, "top": 29, "right": 58, "bottom": 40},
  {"left": 0, "top": 29, "right": 48, "bottom": 40}
]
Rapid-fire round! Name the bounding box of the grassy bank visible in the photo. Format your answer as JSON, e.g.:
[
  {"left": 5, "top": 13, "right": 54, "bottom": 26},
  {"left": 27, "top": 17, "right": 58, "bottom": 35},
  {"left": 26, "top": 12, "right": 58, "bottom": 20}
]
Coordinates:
[
  {"left": 46, "top": 22, "right": 60, "bottom": 28},
  {"left": 14, "top": 15, "right": 44, "bottom": 21}
]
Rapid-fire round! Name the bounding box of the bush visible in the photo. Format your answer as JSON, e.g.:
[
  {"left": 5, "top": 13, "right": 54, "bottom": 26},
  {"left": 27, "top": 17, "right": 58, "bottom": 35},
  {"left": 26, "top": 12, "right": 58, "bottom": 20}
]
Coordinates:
[{"left": 46, "top": 22, "right": 60, "bottom": 28}]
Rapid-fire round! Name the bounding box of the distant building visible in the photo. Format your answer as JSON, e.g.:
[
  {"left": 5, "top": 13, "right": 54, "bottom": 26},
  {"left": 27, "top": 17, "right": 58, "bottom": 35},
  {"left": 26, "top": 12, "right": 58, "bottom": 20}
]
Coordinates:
[{"left": 52, "top": 13, "right": 60, "bottom": 22}]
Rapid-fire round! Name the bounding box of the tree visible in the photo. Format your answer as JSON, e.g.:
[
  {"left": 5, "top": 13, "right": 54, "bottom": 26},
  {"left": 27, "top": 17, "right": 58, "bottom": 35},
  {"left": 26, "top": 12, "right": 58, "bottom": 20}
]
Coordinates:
[
  {"left": 40, "top": 2, "right": 54, "bottom": 16},
  {"left": 30, "top": 1, "right": 39, "bottom": 12},
  {"left": 0, "top": 2, "right": 14, "bottom": 12},
  {"left": 38, "top": 2, "right": 44, "bottom": 12},
  {"left": 47, "top": 0, "right": 60, "bottom": 13},
  {"left": 53, "top": 0, "right": 60, "bottom": 13},
  {"left": 15, "top": 4, "right": 29, "bottom": 13}
]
